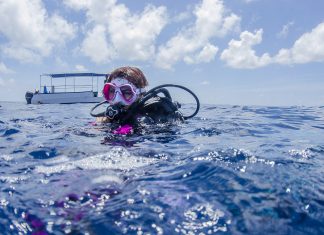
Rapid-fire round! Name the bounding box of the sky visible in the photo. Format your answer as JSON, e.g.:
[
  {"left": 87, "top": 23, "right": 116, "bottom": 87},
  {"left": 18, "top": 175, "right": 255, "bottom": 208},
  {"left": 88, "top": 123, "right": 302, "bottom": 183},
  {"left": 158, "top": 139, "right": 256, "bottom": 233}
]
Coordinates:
[{"left": 0, "top": 0, "right": 324, "bottom": 106}]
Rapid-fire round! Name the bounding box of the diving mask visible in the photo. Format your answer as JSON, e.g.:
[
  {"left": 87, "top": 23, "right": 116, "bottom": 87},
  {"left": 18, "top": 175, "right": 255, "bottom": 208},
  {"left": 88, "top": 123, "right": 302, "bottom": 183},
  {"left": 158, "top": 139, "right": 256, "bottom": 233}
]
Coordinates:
[{"left": 103, "top": 78, "right": 145, "bottom": 106}]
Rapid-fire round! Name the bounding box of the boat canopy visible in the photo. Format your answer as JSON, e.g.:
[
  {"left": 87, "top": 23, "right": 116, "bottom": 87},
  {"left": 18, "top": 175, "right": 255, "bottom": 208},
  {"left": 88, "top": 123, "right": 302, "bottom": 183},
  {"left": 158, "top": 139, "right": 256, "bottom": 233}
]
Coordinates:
[
  {"left": 38, "top": 72, "right": 109, "bottom": 94},
  {"left": 44, "top": 73, "right": 107, "bottom": 78}
]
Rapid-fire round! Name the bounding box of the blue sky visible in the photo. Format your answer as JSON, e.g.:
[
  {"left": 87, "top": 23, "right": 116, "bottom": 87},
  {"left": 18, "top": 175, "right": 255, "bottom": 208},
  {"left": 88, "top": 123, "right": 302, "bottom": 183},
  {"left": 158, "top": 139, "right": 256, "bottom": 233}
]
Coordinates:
[{"left": 0, "top": 0, "right": 324, "bottom": 106}]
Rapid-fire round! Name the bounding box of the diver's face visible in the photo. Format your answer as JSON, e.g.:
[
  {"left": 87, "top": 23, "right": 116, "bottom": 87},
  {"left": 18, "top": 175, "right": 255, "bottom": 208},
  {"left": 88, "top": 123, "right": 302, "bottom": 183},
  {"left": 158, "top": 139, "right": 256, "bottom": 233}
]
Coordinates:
[{"left": 103, "top": 78, "right": 140, "bottom": 106}]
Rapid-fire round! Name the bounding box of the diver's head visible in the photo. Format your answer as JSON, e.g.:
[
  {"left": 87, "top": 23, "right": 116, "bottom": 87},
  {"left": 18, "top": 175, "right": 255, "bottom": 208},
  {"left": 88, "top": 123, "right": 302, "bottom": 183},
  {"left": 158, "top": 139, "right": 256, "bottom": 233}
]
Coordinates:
[{"left": 103, "top": 67, "right": 148, "bottom": 106}]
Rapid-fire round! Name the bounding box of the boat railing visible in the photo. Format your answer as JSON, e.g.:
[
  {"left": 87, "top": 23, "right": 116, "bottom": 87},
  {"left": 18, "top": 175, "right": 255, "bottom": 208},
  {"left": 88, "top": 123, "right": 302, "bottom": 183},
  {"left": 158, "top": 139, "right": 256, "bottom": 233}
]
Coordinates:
[
  {"left": 39, "top": 73, "right": 107, "bottom": 94},
  {"left": 40, "top": 85, "right": 100, "bottom": 94}
]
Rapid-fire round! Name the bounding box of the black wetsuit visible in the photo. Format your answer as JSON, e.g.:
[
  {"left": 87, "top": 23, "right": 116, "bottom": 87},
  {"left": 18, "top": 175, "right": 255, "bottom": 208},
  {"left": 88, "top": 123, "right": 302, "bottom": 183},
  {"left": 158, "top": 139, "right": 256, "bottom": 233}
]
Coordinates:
[{"left": 113, "top": 95, "right": 184, "bottom": 126}]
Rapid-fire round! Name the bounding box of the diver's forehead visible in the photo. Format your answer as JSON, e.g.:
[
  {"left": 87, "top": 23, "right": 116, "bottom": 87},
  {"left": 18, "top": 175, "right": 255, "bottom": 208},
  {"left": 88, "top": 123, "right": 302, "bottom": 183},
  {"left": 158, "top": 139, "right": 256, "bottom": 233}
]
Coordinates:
[{"left": 111, "top": 77, "right": 134, "bottom": 87}]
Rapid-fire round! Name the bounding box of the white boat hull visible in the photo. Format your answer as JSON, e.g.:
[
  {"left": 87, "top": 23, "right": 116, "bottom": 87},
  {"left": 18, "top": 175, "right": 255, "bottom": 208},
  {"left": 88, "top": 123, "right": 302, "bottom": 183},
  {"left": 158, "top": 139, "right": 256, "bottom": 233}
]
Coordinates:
[{"left": 27, "top": 91, "right": 104, "bottom": 104}]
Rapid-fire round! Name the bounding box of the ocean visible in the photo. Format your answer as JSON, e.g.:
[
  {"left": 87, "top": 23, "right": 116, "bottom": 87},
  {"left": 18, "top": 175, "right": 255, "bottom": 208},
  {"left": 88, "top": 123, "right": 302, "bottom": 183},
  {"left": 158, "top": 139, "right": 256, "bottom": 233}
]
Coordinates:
[{"left": 0, "top": 102, "right": 323, "bottom": 235}]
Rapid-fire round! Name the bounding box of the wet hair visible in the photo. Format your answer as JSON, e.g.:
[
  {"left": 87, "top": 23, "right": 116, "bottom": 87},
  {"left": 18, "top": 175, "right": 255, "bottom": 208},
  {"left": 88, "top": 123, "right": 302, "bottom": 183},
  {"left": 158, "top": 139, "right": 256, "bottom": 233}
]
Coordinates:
[{"left": 106, "top": 66, "right": 148, "bottom": 88}]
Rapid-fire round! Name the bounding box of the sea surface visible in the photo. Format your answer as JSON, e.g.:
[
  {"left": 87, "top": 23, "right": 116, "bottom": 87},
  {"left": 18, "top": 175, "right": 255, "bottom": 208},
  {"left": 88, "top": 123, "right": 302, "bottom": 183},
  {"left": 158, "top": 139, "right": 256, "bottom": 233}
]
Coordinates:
[{"left": 0, "top": 102, "right": 323, "bottom": 235}]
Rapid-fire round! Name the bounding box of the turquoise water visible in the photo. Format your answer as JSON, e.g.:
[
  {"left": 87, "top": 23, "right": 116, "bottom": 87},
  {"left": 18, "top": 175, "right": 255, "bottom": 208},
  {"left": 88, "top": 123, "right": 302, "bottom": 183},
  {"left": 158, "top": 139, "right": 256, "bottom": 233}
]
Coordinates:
[{"left": 0, "top": 102, "right": 323, "bottom": 234}]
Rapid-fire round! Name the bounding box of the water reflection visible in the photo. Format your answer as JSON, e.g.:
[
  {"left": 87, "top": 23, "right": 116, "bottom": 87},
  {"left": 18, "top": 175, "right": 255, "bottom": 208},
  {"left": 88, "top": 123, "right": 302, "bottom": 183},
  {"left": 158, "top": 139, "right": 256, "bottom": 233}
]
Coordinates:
[{"left": 100, "top": 123, "right": 182, "bottom": 146}]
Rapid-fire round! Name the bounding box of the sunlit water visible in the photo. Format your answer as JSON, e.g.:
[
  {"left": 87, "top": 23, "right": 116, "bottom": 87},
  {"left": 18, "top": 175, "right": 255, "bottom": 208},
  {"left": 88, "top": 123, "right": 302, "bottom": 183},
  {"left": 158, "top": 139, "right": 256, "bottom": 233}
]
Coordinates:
[{"left": 0, "top": 102, "right": 323, "bottom": 235}]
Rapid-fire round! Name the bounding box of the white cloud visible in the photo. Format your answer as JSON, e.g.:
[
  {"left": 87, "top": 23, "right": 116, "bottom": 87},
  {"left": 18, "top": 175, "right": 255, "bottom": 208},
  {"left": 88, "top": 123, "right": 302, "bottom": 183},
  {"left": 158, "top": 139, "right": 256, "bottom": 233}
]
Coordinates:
[
  {"left": 184, "top": 43, "right": 219, "bottom": 64},
  {"left": 108, "top": 4, "right": 167, "bottom": 61},
  {"left": 197, "top": 44, "right": 219, "bottom": 63},
  {"left": 275, "top": 22, "right": 324, "bottom": 64},
  {"left": 55, "top": 57, "right": 68, "bottom": 68},
  {"left": 66, "top": 0, "right": 167, "bottom": 63},
  {"left": 156, "top": 0, "right": 240, "bottom": 69},
  {"left": 81, "top": 25, "right": 113, "bottom": 63},
  {"left": 220, "top": 29, "right": 271, "bottom": 69},
  {"left": 63, "top": 0, "right": 90, "bottom": 10},
  {"left": 75, "top": 64, "right": 87, "bottom": 72},
  {"left": 220, "top": 22, "right": 324, "bottom": 69},
  {"left": 277, "top": 21, "right": 294, "bottom": 39},
  {"left": 0, "top": 62, "right": 13, "bottom": 74},
  {"left": 0, "top": 0, "right": 77, "bottom": 63},
  {"left": 173, "top": 11, "right": 191, "bottom": 23},
  {"left": 2, "top": 46, "right": 42, "bottom": 64},
  {"left": 0, "top": 77, "right": 15, "bottom": 87}
]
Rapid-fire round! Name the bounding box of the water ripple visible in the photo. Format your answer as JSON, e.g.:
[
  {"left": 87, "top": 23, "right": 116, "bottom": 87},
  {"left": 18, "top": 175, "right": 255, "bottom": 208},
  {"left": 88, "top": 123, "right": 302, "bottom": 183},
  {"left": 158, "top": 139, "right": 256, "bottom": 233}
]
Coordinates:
[
  {"left": 0, "top": 103, "right": 323, "bottom": 234},
  {"left": 1, "top": 128, "right": 20, "bottom": 137}
]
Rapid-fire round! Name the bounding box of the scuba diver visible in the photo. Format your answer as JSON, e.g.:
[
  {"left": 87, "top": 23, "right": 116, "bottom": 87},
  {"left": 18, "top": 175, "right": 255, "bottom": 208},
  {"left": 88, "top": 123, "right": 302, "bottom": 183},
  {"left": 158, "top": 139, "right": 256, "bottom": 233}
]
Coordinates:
[{"left": 91, "top": 66, "right": 199, "bottom": 134}]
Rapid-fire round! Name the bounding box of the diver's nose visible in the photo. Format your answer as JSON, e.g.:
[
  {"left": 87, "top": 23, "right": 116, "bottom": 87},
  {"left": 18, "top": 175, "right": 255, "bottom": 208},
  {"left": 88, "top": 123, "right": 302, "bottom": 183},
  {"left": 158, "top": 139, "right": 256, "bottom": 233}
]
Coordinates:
[{"left": 111, "top": 92, "right": 123, "bottom": 105}]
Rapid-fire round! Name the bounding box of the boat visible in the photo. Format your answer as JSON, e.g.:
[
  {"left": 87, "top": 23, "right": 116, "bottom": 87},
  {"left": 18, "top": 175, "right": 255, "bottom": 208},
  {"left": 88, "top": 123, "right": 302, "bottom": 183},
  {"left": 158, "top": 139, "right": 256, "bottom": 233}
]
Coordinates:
[{"left": 25, "top": 73, "right": 107, "bottom": 104}]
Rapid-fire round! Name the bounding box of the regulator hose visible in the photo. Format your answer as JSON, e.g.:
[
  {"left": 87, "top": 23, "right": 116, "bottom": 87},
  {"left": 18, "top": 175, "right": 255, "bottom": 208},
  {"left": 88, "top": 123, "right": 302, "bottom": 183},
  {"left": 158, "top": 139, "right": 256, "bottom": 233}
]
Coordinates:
[
  {"left": 90, "top": 84, "right": 200, "bottom": 120},
  {"left": 126, "top": 84, "right": 200, "bottom": 120},
  {"left": 90, "top": 100, "right": 108, "bottom": 117}
]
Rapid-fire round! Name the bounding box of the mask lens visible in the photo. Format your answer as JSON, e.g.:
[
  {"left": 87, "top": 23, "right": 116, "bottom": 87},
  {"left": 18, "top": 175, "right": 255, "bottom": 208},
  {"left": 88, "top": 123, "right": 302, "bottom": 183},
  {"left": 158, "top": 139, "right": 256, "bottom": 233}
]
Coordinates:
[
  {"left": 103, "top": 83, "right": 116, "bottom": 101},
  {"left": 120, "top": 85, "right": 135, "bottom": 101}
]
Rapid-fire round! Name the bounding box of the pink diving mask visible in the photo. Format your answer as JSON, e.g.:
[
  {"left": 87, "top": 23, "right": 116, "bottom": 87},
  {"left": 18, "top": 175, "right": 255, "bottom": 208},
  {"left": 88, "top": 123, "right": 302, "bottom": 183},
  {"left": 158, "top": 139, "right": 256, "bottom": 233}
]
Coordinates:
[{"left": 102, "top": 78, "right": 145, "bottom": 106}]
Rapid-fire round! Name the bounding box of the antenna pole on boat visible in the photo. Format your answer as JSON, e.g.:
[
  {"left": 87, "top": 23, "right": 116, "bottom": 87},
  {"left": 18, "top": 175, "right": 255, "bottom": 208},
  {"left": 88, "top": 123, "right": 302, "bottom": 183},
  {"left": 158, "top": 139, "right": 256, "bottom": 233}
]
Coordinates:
[{"left": 39, "top": 75, "right": 42, "bottom": 92}]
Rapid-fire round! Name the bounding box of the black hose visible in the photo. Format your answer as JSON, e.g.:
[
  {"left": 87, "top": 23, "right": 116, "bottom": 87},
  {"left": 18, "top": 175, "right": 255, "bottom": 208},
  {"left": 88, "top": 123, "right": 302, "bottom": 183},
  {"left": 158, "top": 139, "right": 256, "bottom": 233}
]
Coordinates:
[
  {"left": 126, "top": 84, "right": 200, "bottom": 120},
  {"left": 148, "top": 84, "right": 200, "bottom": 119},
  {"left": 90, "top": 84, "right": 200, "bottom": 120},
  {"left": 90, "top": 100, "right": 108, "bottom": 117}
]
